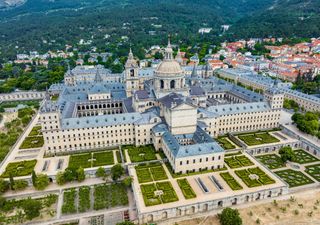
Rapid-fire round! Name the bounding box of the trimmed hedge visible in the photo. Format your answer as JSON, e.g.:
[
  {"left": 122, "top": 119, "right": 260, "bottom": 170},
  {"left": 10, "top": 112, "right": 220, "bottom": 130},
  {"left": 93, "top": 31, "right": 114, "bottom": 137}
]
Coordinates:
[
  {"left": 62, "top": 188, "right": 76, "bottom": 214},
  {"left": 125, "top": 145, "right": 157, "bottom": 162},
  {"left": 224, "top": 155, "right": 254, "bottom": 169},
  {"left": 305, "top": 164, "right": 320, "bottom": 182},
  {"left": 220, "top": 172, "right": 243, "bottom": 190},
  {"left": 156, "top": 181, "right": 179, "bottom": 203},
  {"left": 235, "top": 167, "right": 275, "bottom": 188},
  {"left": 275, "top": 169, "right": 314, "bottom": 188},
  {"left": 256, "top": 154, "right": 285, "bottom": 170},
  {"left": 238, "top": 132, "right": 279, "bottom": 146},
  {"left": 217, "top": 137, "right": 236, "bottom": 150},
  {"left": 135, "top": 163, "right": 168, "bottom": 183},
  {"left": 2, "top": 160, "right": 37, "bottom": 177},
  {"left": 19, "top": 136, "right": 44, "bottom": 149},
  {"left": 141, "top": 183, "right": 161, "bottom": 206},
  {"left": 177, "top": 178, "right": 196, "bottom": 199},
  {"left": 293, "top": 149, "right": 319, "bottom": 164}
]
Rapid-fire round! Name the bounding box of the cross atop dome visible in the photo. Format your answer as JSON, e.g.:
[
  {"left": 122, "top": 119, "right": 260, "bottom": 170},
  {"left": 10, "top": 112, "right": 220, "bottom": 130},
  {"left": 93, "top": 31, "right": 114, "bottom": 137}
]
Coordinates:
[{"left": 164, "top": 36, "right": 174, "bottom": 60}]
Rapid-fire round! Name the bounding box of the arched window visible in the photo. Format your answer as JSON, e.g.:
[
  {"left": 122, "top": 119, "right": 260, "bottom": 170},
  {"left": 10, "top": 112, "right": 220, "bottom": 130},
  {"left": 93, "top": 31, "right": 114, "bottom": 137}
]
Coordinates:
[
  {"left": 160, "top": 80, "right": 164, "bottom": 89},
  {"left": 170, "top": 80, "right": 175, "bottom": 89},
  {"left": 130, "top": 69, "right": 134, "bottom": 77}
]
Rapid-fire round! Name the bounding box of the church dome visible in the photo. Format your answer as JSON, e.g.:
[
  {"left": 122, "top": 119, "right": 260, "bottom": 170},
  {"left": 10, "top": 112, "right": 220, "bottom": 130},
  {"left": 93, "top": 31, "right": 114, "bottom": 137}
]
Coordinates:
[
  {"left": 156, "top": 60, "right": 183, "bottom": 75},
  {"left": 155, "top": 39, "right": 183, "bottom": 76}
]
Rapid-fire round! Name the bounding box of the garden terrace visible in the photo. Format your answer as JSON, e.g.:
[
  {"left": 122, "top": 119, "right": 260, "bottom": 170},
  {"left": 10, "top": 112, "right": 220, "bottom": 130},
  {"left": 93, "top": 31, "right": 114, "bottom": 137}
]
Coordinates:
[
  {"left": 2, "top": 159, "right": 37, "bottom": 177},
  {"left": 255, "top": 154, "right": 285, "bottom": 170},
  {"left": 237, "top": 132, "right": 280, "bottom": 146},
  {"left": 275, "top": 169, "right": 315, "bottom": 188},
  {"left": 135, "top": 162, "right": 168, "bottom": 183},
  {"left": 216, "top": 137, "right": 236, "bottom": 150},
  {"left": 235, "top": 167, "right": 275, "bottom": 188},
  {"left": 68, "top": 150, "right": 115, "bottom": 169},
  {"left": 19, "top": 136, "right": 44, "bottom": 149},
  {"left": 140, "top": 181, "right": 179, "bottom": 207},
  {"left": 220, "top": 172, "right": 243, "bottom": 190},
  {"left": 93, "top": 183, "right": 128, "bottom": 210},
  {"left": 305, "top": 164, "right": 320, "bottom": 182},
  {"left": 177, "top": 178, "right": 196, "bottom": 199},
  {"left": 293, "top": 149, "right": 319, "bottom": 164},
  {"left": 125, "top": 145, "right": 157, "bottom": 162},
  {"left": 224, "top": 155, "right": 254, "bottom": 169}
]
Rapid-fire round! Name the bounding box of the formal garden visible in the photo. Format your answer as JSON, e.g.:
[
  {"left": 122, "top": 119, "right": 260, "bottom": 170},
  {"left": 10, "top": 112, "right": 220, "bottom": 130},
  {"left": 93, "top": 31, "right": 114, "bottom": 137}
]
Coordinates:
[
  {"left": 293, "top": 149, "right": 319, "bottom": 164},
  {"left": 141, "top": 181, "right": 179, "bottom": 206},
  {"left": 275, "top": 169, "right": 315, "bottom": 188},
  {"left": 19, "top": 125, "right": 44, "bottom": 149},
  {"left": 68, "top": 150, "right": 115, "bottom": 169},
  {"left": 305, "top": 164, "right": 320, "bottom": 182},
  {"left": 237, "top": 132, "right": 280, "bottom": 146},
  {"left": 220, "top": 172, "right": 243, "bottom": 190},
  {"left": 62, "top": 188, "right": 77, "bottom": 214},
  {"left": 216, "top": 137, "right": 236, "bottom": 150},
  {"left": 224, "top": 155, "right": 254, "bottom": 169},
  {"left": 0, "top": 194, "right": 58, "bottom": 224},
  {"left": 177, "top": 178, "right": 196, "bottom": 199},
  {"left": 235, "top": 167, "right": 275, "bottom": 188},
  {"left": 255, "top": 154, "right": 285, "bottom": 170},
  {"left": 135, "top": 162, "right": 168, "bottom": 183},
  {"left": 1, "top": 160, "right": 37, "bottom": 177},
  {"left": 93, "top": 183, "right": 128, "bottom": 210},
  {"left": 125, "top": 145, "right": 157, "bottom": 162}
]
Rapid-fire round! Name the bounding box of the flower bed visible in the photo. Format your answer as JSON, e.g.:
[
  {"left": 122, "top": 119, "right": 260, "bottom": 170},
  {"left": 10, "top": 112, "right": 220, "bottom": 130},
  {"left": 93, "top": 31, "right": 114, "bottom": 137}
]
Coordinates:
[
  {"left": 220, "top": 172, "right": 243, "bottom": 190},
  {"left": 217, "top": 137, "right": 236, "bottom": 150},
  {"left": 235, "top": 167, "right": 275, "bottom": 188},
  {"left": 293, "top": 149, "right": 319, "bottom": 164},
  {"left": 156, "top": 181, "right": 179, "bottom": 203},
  {"left": 177, "top": 178, "right": 196, "bottom": 199},
  {"left": 305, "top": 164, "right": 320, "bottom": 181},
  {"left": 224, "top": 155, "right": 254, "bottom": 169},
  {"left": 275, "top": 169, "right": 315, "bottom": 188},
  {"left": 2, "top": 159, "right": 37, "bottom": 177},
  {"left": 141, "top": 183, "right": 161, "bottom": 206},
  {"left": 255, "top": 154, "right": 285, "bottom": 170},
  {"left": 125, "top": 145, "right": 157, "bottom": 162}
]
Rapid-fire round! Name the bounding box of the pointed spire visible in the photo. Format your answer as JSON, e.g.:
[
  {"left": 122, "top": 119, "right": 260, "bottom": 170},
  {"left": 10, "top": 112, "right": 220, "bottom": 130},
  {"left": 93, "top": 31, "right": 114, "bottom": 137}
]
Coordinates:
[
  {"left": 191, "top": 64, "right": 197, "bottom": 78},
  {"left": 168, "top": 35, "right": 171, "bottom": 48},
  {"left": 128, "top": 48, "right": 133, "bottom": 60},
  {"left": 94, "top": 67, "right": 103, "bottom": 83},
  {"left": 164, "top": 35, "right": 173, "bottom": 60}
]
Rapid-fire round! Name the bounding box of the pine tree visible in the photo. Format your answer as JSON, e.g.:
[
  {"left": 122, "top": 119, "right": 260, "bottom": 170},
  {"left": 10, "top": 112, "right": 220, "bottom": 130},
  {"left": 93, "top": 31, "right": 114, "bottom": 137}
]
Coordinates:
[
  {"left": 31, "top": 170, "right": 37, "bottom": 187},
  {"left": 9, "top": 173, "right": 14, "bottom": 190}
]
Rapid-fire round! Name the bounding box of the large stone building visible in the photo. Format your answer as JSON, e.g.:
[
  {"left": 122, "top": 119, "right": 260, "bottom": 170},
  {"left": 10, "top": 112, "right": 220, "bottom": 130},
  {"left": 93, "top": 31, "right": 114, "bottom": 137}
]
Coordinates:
[{"left": 41, "top": 40, "right": 283, "bottom": 174}]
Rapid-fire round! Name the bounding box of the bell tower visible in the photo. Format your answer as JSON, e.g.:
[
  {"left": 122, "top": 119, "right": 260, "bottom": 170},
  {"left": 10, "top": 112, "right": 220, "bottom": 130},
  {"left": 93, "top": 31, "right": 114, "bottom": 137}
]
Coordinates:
[{"left": 125, "top": 48, "right": 139, "bottom": 97}]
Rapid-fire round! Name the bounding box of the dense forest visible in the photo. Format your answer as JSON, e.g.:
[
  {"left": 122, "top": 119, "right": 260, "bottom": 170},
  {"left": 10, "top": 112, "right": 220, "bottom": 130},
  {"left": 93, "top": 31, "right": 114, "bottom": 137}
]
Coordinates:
[{"left": 1, "top": 0, "right": 317, "bottom": 61}]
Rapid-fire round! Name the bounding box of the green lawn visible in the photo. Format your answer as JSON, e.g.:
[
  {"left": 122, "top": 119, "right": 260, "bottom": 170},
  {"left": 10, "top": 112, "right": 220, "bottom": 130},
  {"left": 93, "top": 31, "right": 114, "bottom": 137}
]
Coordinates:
[
  {"left": 19, "top": 136, "right": 44, "bottom": 149},
  {"left": 68, "top": 151, "right": 115, "bottom": 169},
  {"left": 92, "top": 151, "right": 114, "bottom": 167},
  {"left": 2, "top": 160, "right": 37, "bottom": 177},
  {"left": 235, "top": 167, "right": 275, "bottom": 188},
  {"left": 305, "top": 164, "right": 320, "bottom": 182},
  {"left": 216, "top": 137, "right": 236, "bottom": 150},
  {"left": 237, "top": 132, "right": 280, "bottom": 146},
  {"left": 125, "top": 145, "right": 157, "bottom": 162},
  {"left": 293, "top": 149, "right": 319, "bottom": 164},
  {"left": 177, "top": 178, "right": 196, "bottom": 199},
  {"left": 224, "top": 155, "right": 254, "bottom": 169},
  {"left": 275, "top": 169, "right": 314, "bottom": 188},
  {"left": 220, "top": 172, "right": 243, "bottom": 190},
  {"left": 255, "top": 154, "right": 285, "bottom": 170}
]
